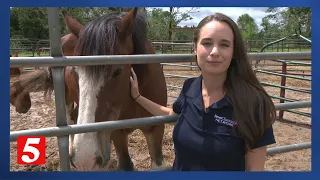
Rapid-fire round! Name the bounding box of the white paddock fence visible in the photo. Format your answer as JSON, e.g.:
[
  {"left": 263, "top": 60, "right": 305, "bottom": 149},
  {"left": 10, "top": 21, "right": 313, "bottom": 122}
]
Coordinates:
[{"left": 10, "top": 8, "right": 312, "bottom": 171}]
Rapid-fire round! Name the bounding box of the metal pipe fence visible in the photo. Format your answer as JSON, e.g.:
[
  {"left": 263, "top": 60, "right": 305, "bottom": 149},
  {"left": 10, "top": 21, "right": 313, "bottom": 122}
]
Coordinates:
[
  {"left": 165, "top": 74, "right": 193, "bottom": 79},
  {"left": 9, "top": 8, "right": 312, "bottom": 172},
  {"left": 10, "top": 51, "right": 311, "bottom": 68},
  {"left": 255, "top": 70, "right": 311, "bottom": 81},
  {"left": 162, "top": 61, "right": 311, "bottom": 120},
  {"left": 160, "top": 62, "right": 198, "bottom": 68},
  {"left": 47, "top": 8, "right": 70, "bottom": 171},
  {"left": 260, "top": 82, "right": 311, "bottom": 94},
  {"left": 11, "top": 39, "right": 311, "bottom": 55},
  {"left": 255, "top": 59, "right": 311, "bottom": 119},
  {"left": 10, "top": 101, "right": 311, "bottom": 142},
  {"left": 252, "top": 35, "right": 312, "bottom": 120},
  {"left": 269, "top": 95, "right": 296, "bottom": 102},
  {"left": 151, "top": 39, "right": 311, "bottom": 54},
  {"left": 269, "top": 59, "right": 311, "bottom": 66},
  {"left": 10, "top": 114, "right": 180, "bottom": 142}
]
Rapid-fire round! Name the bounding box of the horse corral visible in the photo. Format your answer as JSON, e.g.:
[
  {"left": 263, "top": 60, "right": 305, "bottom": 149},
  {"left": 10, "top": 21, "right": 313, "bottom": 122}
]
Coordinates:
[{"left": 10, "top": 8, "right": 311, "bottom": 172}]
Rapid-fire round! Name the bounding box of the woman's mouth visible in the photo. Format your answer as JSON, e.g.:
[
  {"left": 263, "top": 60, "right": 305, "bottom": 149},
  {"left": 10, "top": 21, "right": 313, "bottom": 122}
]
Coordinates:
[{"left": 206, "top": 60, "right": 221, "bottom": 65}]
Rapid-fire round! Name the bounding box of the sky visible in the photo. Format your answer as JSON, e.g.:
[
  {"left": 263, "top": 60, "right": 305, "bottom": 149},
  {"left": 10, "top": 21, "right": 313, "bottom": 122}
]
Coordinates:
[{"left": 157, "top": 7, "right": 275, "bottom": 30}]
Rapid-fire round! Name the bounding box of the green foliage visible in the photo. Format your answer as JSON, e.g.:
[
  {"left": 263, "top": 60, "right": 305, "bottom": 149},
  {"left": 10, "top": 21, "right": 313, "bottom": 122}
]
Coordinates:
[
  {"left": 10, "top": 8, "right": 48, "bottom": 39},
  {"left": 145, "top": 7, "right": 198, "bottom": 41},
  {"left": 146, "top": 8, "right": 170, "bottom": 40},
  {"left": 237, "top": 13, "right": 259, "bottom": 40},
  {"left": 9, "top": 7, "right": 311, "bottom": 45},
  {"left": 259, "top": 7, "right": 311, "bottom": 39},
  {"left": 10, "top": 7, "right": 119, "bottom": 40}
]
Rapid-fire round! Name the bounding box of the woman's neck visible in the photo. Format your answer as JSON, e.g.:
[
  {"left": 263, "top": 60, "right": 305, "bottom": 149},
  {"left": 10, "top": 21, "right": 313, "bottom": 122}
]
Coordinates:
[
  {"left": 201, "top": 72, "right": 227, "bottom": 109},
  {"left": 201, "top": 72, "right": 226, "bottom": 95}
]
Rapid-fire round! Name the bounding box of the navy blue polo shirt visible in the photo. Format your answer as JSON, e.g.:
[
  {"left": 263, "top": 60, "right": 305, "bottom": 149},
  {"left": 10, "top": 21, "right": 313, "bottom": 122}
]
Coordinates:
[{"left": 172, "top": 76, "right": 276, "bottom": 171}]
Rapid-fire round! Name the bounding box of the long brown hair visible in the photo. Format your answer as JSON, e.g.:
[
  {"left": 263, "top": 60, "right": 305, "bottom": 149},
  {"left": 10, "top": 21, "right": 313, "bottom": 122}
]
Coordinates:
[{"left": 193, "top": 13, "right": 276, "bottom": 151}]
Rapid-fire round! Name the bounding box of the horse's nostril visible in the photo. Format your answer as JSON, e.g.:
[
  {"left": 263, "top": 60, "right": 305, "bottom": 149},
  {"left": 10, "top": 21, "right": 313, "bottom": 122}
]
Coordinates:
[
  {"left": 17, "top": 107, "right": 28, "bottom": 114},
  {"left": 95, "top": 155, "right": 104, "bottom": 168}
]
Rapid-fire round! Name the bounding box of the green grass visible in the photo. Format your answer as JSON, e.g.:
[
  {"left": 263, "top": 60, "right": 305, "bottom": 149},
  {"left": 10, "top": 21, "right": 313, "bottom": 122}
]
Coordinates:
[
  {"left": 10, "top": 50, "right": 50, "bottom": 57},
  {"left": 155, "top": 48, "right": 311, "bottom": 55}
]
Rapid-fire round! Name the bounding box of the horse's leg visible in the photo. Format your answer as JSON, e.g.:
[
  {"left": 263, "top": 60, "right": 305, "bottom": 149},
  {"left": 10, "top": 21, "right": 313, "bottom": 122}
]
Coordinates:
[
  {"left": 111, "top": 129, "right": 134, "bottom": 171},
  {"left": 66, "top": 99, "right": 75, "bottom": 155},
  {"left": 141, "top": 124, "right": 165, "bottom": 170}
]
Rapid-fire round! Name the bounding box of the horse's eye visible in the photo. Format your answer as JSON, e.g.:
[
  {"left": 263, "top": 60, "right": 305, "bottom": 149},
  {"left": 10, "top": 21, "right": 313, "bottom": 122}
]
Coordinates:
[{"left": 112, "top": 68, "right": 122, "bottom": 79}]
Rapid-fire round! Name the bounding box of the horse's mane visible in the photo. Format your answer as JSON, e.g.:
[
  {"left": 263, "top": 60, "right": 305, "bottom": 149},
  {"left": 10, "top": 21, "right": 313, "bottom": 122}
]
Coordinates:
[{"left": 74, "top": 10, "right": 148, "bottom": 82}]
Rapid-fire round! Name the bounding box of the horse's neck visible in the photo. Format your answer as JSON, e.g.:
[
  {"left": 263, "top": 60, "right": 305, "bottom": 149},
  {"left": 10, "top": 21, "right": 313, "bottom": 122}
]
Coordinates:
[
  {"left": 132, "top": 64, "right": 148, "bottom": 87},
  {"left": 145, "top": 40, "right": 156, "bottom": 54},
  {"left": 133, "top": 40, "right": 160, "bottom": 88}
]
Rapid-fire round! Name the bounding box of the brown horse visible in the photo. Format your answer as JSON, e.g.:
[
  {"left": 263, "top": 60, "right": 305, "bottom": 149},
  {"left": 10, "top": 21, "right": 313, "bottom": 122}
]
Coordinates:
[
  {"left": 10, "top": 51, "right": 23, "bottom": 77},
  {"left": 10, "top": 51, "right": 32, "bottom": 113},
  {"left": 9, "top": 26, "right": 81, "bottom": 118},
  {"left": 12, "top": 8, "right": 167, "bottom": 171}
]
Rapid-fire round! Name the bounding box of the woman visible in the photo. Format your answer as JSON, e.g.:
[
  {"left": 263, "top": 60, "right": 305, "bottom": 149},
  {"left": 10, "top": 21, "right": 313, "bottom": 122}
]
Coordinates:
[{"left": 130, "top": 12, "right": 276, "bottom": 171}]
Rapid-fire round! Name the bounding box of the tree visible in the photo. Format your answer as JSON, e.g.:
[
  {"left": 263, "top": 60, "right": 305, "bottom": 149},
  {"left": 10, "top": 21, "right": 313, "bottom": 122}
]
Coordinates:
[
  {"left": 259, "top": 16, "right": 282, "bottom": 39},
  {"left": 9, "top": 7, "right": 120, "bottom": 39},
  {"left": 10, "top": 7, "right": 202, "bottom": 42},
  {"left": 10, "top": 8, "right": 21, "bottom": 38},
  {"left": 146, "top": 7, "right": 199, "bottom": 41},
  {"left": 173, "top": 26, "right": 195, "bottom": 42},
  {"left": 168, "top": 7, "right": 199, "bottom": 41},
  {"left": 145, "top": 8, "right": 170, "bottom": 40},
  {"left": 237, "top": 13, "right": 259, "bottom": 40},
  {"left": 263, "top": 7, "right": 311, "bottom": 38},
  {"left": 10, "top": 8, "right": 49, "bottom": 39}
]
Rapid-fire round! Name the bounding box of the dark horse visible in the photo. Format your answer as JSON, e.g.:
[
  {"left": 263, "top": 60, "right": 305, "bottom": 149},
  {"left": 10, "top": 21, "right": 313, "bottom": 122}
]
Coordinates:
[
  {"left": 10, "top": 51, "right": 32, "bottom": 113},
  {"left": 11, "top": 8, "right": 167, "bottom": 171}
]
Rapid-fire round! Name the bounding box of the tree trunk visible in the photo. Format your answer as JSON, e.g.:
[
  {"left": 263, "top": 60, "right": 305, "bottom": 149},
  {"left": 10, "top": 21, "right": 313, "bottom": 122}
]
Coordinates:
[{"left": 168, "top": 7, "right": 173, "bottom": 41}]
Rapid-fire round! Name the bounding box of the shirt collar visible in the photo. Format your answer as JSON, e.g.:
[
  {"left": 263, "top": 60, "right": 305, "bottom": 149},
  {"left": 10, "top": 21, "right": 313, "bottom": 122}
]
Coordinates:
[{"left": 184, "top": 75, "right": 232, "bottom": 111}]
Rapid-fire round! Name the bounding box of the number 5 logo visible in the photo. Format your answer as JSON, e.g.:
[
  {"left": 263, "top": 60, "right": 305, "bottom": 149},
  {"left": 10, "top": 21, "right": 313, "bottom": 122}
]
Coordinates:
[{"left": 17, "top": 136, "right": 46, "bottom": 165}]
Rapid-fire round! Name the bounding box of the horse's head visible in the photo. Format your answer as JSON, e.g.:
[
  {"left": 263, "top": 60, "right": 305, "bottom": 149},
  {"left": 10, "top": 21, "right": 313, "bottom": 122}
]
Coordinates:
[
  {"left": 12, "top": 50, "right": 18, "bottom": 57},
  {"left": 63, "top": 8, "right": 147, "bottom": 171},
  {"left": 10, "top": 78, "right": 32, "bottom": 113},
  {"left": 10, "top": 52, "right": 32, "bottom": 113}
]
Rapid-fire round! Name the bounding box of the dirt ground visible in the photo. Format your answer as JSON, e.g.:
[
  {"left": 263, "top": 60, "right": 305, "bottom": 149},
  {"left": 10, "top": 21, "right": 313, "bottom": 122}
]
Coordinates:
[{"left": 10, "top": 60, "right": 311, "bottom": 172}]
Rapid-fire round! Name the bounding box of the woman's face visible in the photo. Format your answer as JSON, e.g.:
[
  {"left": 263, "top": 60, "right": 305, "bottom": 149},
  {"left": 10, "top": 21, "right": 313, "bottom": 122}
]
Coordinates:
[{"left": 195, "top": 20, "right": 234, "bottom": 76}]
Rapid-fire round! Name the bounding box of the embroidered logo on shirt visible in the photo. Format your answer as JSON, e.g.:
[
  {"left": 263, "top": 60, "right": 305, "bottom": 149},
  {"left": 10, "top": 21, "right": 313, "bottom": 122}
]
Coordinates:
[{"left": 214, "top": 114, "right": 235, "bottom": 127}]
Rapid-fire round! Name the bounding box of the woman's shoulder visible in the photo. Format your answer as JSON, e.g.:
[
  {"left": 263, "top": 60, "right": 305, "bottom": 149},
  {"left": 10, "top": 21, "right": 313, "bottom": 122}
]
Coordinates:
[
  {"left": 182, "top": 76, "right": 201, "bottom": 90},
  {"left": 183, "top": 77, "right": 197, "bottom": 86}
]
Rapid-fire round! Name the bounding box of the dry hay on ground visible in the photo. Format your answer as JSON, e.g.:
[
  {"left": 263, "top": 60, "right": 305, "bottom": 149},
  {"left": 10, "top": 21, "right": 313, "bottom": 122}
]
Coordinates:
[{"left": 10, "top": 62, "right": 311, "bottom": 171}]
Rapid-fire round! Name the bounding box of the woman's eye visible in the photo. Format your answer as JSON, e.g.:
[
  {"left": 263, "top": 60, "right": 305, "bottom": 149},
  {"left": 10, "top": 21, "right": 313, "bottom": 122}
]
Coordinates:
[{"left": 202, "top": 42, "right": 211, "bottom": 46}]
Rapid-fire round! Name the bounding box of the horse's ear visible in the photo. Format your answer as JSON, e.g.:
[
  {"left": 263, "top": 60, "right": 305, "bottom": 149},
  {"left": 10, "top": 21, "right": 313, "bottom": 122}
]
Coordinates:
[
  {"left": 13, "top": 50, "right": 18, "bottom": 56},
  {"left": 62, "top": 11, "right": 84, "bottom": 38},
  {"left": 117, "top": 7, "right": 138, "bottom": 36}
]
